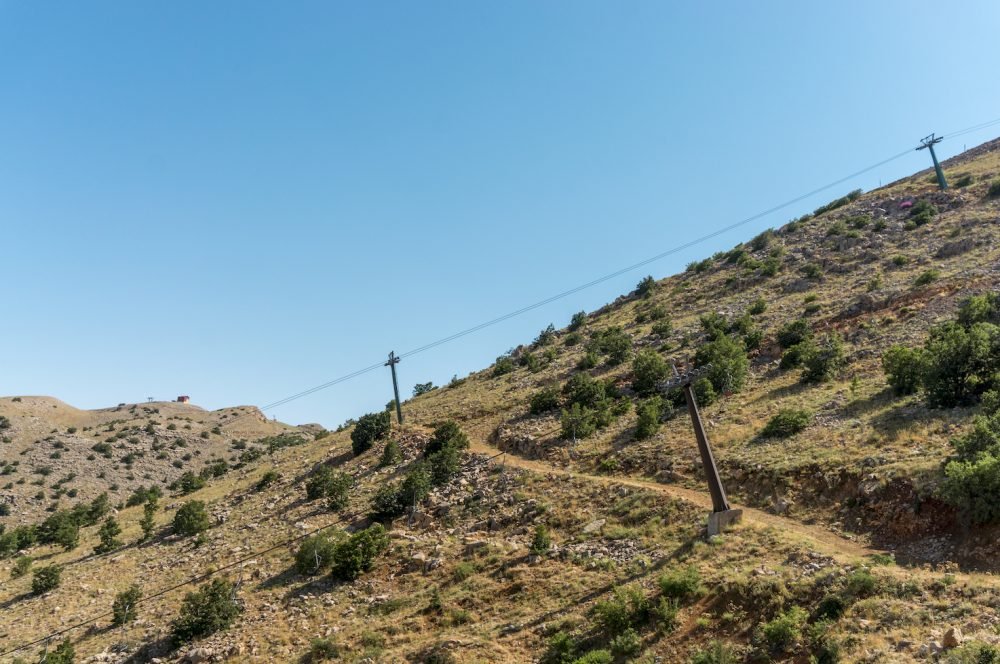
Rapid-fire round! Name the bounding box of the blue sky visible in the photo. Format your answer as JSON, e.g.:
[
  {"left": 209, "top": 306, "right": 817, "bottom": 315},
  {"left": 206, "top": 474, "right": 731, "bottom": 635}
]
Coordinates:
[{"left": 3, "top": 1, "right": 999, "bottom": 427}]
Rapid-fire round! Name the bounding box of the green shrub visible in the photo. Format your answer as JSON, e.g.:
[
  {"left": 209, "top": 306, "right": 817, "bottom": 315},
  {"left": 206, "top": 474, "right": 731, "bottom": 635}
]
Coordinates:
[
  {"left": 11, "top": 555, "right": 32, "bottom": 579},
  {"left": 569, "top": 311, "right": 588, "bottom": 331},
  {"left": 112, "top": 584, "right": 142, "bottom": 626},
  {"left": 923, "top": 322, "right": 998, "bottom": 407},
  {"left": 632, "top": 349, "right": 669, "bottom": 396},
  {"left": 305, "top": 466, "right": 335, "bottom": 500},
  {"left": 748, "top": 298, "right": 767, "bottom": 315},
  {"left": 814, "top": 594, "right": 846, "bottom": 621},
  {"left": 577, "top": 351, "right": 598, "bottom": 370},
  {"left": 307, "top": 637, "right": 342, "bottom": 662},
  {"left": 592, "top": 585, "right": 649, "bottom": 637},
  {"left": 695, "top": 335, "right": 749, "bottom": 394},
  {"left": 635, "top": 275, "right": 656, "bottom": 298},
  {"left": 42, "top": 639, "right": 75, "bottom": 664},
  {"left": 800, "top": 334, "right": 845, "bottom": 383},
  {"left": 958, "top": 293, "right": 1000, "bottom": 328},
  {"left": 941, "top": 454, "right": 1000, "bottom": 524},
  {"left": 493, "top": 354, "right": 515, "bottom": 377},
  {"left": 777, "top": 319, "right": 812, "bottom": 348},
  {"left": 844, "top": 568, "right": 880, "bottom": 598},
  {"left": 94, "top": 516, "right": 123, "bottom": 554},
  {"left": 651, "top": 319, "right": 673, "bottom": 338},
  {"left": 399, "top": 463, "right": 432, "bottom": 508},
  {"left": 634, "top": 397, "right": 662, "bottom": 440},
  {"left": 428, "top": 443, "right": 461, "bottom": 486},
  {"left": 691, "top": 641, "right": 738, "bottom": 664},
  {"left": 140, "top": 500, "right": 158, "bottom": 542},
  {"left": 32, "top": 564, "right": 62, "bottom": 595},
  {"left": 413, "top": 381, "right": 436, "bottom": 396},
  {"left": 760, "top": 409, "right": 812, "bottom": 439},
  {"left": 801, "top": 263, "right": 823, "bottom": 280},
  {"left": 351, "top": 411, "right": 391, "bottom": 456},
  {"left": 915, "top": 269, "right": 940, "bottom": 286},
  {"left": 609, "top": 627, "right": 641, "bottom": 657},
  {"left": 530, "top": 524, "right": 551, "bottom": 554},
  {"left": 295, "top": 532, "right": 341, "bottom": 575},
  {"left": 542, "top": 631, "right": 578, "bottom": 664},
  {"left": 561, "top": 403, "right": 596, "bottom": 441},
  {"left": 331, "top": 523, "right": 390, "bottom": 581},
  {"left": 255, "top": 469, "right": 280, "bottom": 492},
  {"left": 171, "top": 578, "right": 242, "bottom": 644},
  {"left": 988, "top": 181, "right": 1000, "bottom": 198},
  {"left": 425, "top": 420, "right": 469, "bottom": 456},
  {"left": 909, "top": 199, "right": 938, "bottom": 226},
  {"left": 173, "top": 500, "right": 210, "bottom": 537},
  {"left": 762, "top": 606, "right": 807, "bottom": 652},
  {"left": 370, "top": 482, "right": 404, "bottom": 520},
  {"left": 944, "top": 642, "right": 1000, "bottom": 663},
  {"left": 572, "top": 651, "right": 613, "bottom": 664},
  {"left": 659, "top": 565, "right": 702, "bottom": 600},
  {"left": 529, "top": 386, "right": 561, "bottom": 415},
  {"left": 379, "top": 439, "right": 402, "bottom": 467},
  {"left": 882, "top": 345, "right": 928, "bottom": 395},
  {"left": 175, "top": 471, "right": 206, "bottom": 494},
  {"left": 326, "top": 472, "right": 353, "bottom": 511},
  {"left": 594, "top": 327, "right": 632, "bottom": 365}
]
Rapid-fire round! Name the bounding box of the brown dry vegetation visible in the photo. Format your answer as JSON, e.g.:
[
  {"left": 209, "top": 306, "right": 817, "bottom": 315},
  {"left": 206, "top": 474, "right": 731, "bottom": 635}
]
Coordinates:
[{"left": 4, "top": 140, "right": 1000, "bottom": 662}]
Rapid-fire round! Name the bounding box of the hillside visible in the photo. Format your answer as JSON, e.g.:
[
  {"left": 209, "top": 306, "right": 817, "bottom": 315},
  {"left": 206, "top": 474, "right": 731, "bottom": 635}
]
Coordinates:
[{"left": 4, "top": 138, "right": 1000, "bottom": 663}]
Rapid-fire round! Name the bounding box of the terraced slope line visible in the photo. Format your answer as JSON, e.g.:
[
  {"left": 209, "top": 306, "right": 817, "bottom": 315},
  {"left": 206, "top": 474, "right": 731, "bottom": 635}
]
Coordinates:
[{"left": 466, "top": 438, "right": 879, "bottom": 559}]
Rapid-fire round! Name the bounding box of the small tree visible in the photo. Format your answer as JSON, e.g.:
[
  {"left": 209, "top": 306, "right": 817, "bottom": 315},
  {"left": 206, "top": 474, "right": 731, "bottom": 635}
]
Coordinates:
[
  {"left": 139, "top": 499, "right": 158, "bottom": 542},
  {"left": 760, "top": 409, "right": 812, "bottom": 439},
  {"left": 428, "top": 444, "right": 461, "bottom": 486},
  {"left": 561, "top": 403, "right": 596, "bottom": 441},
  {"left": 632, "top": 350, "right": 669, "bottom": 396},
  {"left": 305, "top": 466, "right": 336, "bottom": 501},
  {"left": 634, "top": 397, "right": 662, "bottom": 440},
  {"left": 413, "top": 382, "right": 436, "bottom": 397},
  {"left": 351, "top": 411, "right": 392, "bottom": 456},
  {"left": 379, "top": 439, "right": 402, "bottom": 467},
  {"left": 398, "top": 463, "right": 431, "bottom": 509},
  {"left": 801, "top": 334, "right": 845, "bottom": 383},
  {"left": 635, "top": 275, "right": 656, "bottom": 298},
  {"left": 173, "top": 500, "right": 210, "bottom": 537},
  {"left": 326, "top": 472, "right": 353, "bottom": 512},
  {"left": 330, "top": 523, "right": 390, "bottom": 581},
  {"left": 171, "top": 578, "right": 242, "bottom": 644},
  {"left": 695, "top": 335, "right": 750, "bottom": 394},
  {"left": 529, "top": 386, "right": 561, "bottom": 415},
  {"left": 530, "top": 524, "right": 551, "bottom": 554},
  {"left": 882, "top": 345, "right": 928, "bottom": 395},
  {"left": 32, "top": 564, "right": 62, "bottom": 595},
  {"left": 43, "top": 639, "right": 75, "bottom": 664},
  {"left": 424, "top": 420, "right": 469, "bottom": 456},
  {"left": 94, "top": 516, "right": 123, "bottom": 555},
  {"left": 11, "top": 555, "right": 32, "bottom": 579},
  {"left": 294, "top": 533, "right": 340, "bottom": 575},
  {"left": 112, "top": 584, "right": 142, "bottom": 626},
  {"left": 569, "top": 311, "right": 588, "bottom": 331}
]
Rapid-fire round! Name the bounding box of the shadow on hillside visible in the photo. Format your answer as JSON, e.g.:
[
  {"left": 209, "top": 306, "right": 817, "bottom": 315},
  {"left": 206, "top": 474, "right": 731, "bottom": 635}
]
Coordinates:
[
  {"left": 754, "top": 380, "right": 811, "bottom": 403},
  {"left": 868, "top": 404, "right": 953, "bottom": 441},
  {"left": 0, "top": 590, "right": 33, "bottom": 610},
  {"left": 122, "top": 635, "right": 172, "bottom": 663},
  {"left": 841, "top": 387, "right": 897, "bottom": 418},
  {"left": 495, "top": 532, "right": 701, "bottom": 636}
]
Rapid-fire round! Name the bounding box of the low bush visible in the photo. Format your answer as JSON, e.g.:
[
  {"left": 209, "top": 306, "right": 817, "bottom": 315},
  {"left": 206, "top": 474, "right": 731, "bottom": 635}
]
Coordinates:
[
  {"left": 561, "top": 403, "right": 596, "bottom": 441},
  {"left": 988, "top": 181, "right": 1000, "bottom": 198},
  {"left": 632, "top": 350, "right": 669, "bottom": 396},
  {"left": 331, "top": 523, "right": 390, "bottom": 581},
  {"left": 695, "top": 335, "right": 749, "bottom": 394},
  {"left": 691, "top": 641, "right": 738, "bottom": 664},
  {"left": 659, "top": 565, "right": 703, "bottom": 601},
  {"left": 295, "top": 532, "right": 341, "bottom": 575},
  {"left": 11, "top": 555, "right": 32, "bottom": 579},
  {"left": 379, "top": 439, "right": 402, "bottom": 467},
  {"left": 530, "top": 524, "right": 551, "bottom": 554},
  {"left": 112, "top": 584, "right": 142, "bottom": 626},
  {"left": 94, "top": 516, "right": 123, "bottom": 554},
  {"left": 634, "top": 397, "right": 662, "bottom": 440},
  {"left": 762, "top": 606, "right": 807, "bottom": 652},
  {"left": 173, "top": 500, "right": 210, "bottom": 537},
  {"left": 351, "top": 411, "right": 391, "bottom": 456},
  {"left": 493, "top": 354, "right": 515, "bottom": 377},
  {"left": 529, "top": 386, "right": 561, "bottom": 415},
  {"left": 760, "top": 409, "right": 812, "bottom": 439},
  {"left": 915, "top": 269, "right": 940, "bottom": 286},
  {"left": 307, "top": 638, "right": 342, "bottom": 662},
  {"left": 800, "top": 334, "right": 845, "bottom": 383},
  {"left": 882, "top": 345, "right": 928, "bottom": 395},
  {"left": 32, "top": 564, "right": 62, "bottom": 594},
  {"left": 171, "top": 578, "right": 242, "bottom": 644}
]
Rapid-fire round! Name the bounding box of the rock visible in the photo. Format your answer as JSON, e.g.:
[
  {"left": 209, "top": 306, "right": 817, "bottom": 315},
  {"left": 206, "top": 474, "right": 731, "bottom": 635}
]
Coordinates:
[
  {"left": 185, "top": 647, "right": 213, "bottom": 664},
  {"left": 943, "top": 627, "right": 963, "bottom": 648},
  {"left": 773, "top": 496, "right": 793, "bottom": 515},
  {"left": 582, "top": 519, "right": 605, "bottom": 534}
]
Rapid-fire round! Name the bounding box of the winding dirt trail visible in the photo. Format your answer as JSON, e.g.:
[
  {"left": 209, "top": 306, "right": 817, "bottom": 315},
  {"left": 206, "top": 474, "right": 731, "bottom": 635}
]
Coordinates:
[{"left": 468, "top": 439, "right": 880, "bottom": 561}]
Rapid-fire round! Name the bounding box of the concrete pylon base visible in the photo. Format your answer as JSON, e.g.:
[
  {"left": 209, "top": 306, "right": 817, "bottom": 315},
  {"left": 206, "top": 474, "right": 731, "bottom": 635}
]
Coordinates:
[{"left": 707, "top": 509, "right": 743, "bottom": 536}]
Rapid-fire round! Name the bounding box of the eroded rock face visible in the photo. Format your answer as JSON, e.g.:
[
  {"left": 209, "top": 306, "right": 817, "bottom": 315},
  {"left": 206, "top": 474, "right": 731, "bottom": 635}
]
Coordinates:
[{"left": 492, "top": 418, "right": 560, "bottom": 459}]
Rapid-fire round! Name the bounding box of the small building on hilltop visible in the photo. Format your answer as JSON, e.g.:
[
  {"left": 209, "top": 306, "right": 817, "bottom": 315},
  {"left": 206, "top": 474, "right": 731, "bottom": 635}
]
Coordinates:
[{"left": 176, "top": 395, "right": 190, "bottom": 404}]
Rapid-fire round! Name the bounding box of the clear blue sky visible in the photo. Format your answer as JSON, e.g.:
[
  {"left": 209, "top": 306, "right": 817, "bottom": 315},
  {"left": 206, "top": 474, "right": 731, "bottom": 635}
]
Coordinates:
[{"left": 3, "top": 1, "right": 999, "bottom": 427}]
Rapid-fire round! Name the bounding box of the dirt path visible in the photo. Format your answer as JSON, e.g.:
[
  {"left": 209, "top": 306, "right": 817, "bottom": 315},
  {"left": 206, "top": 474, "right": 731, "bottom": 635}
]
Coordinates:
[{"left": 469, "top": 439, "right": 880, "bottom": 560}]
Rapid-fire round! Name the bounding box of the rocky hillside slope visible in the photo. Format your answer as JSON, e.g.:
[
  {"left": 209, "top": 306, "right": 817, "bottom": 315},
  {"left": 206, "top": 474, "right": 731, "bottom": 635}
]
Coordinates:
[{"left": 4, "top": 138, "right": 1000, "bottom": 663}]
